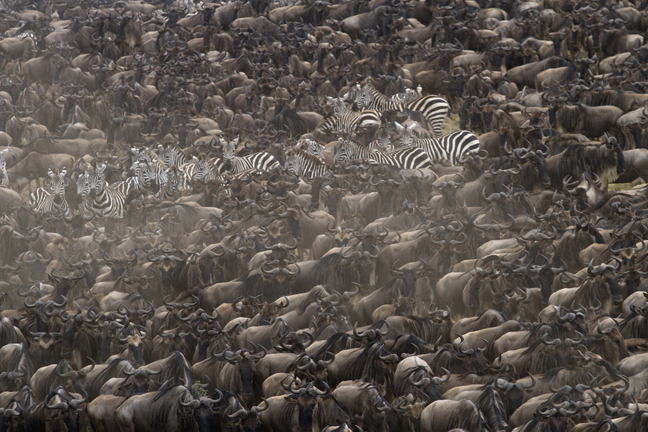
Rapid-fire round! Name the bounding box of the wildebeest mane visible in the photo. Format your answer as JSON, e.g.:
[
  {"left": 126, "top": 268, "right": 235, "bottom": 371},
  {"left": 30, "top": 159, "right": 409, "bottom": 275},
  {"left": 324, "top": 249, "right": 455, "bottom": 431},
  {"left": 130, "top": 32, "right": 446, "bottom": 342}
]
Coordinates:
[
  {"left": 312, "top": 253, "right": 358, "bottom": 288},
  {"left": 313, "top": 333, "right": 359, "bottom": 361},
  {"left": 352, "top": 342, "right": 394, "bottom": 387},
  {"left": 549, "top": 143, "right": 620, "bottom": 188},
  {"left": 90, "top": 358, "right": 131, "bottom": 397},
  {"left": 296, "top": 286, "right": 327, "bottom": 315},
  {"left": 475, "top": 384, "right": 508, "bottom": 431}
]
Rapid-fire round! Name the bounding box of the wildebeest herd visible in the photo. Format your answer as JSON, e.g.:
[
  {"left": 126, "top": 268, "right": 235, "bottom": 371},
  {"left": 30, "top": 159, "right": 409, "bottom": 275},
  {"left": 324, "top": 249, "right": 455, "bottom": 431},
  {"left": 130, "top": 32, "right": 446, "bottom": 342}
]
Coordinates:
[{"left": 4, "top": 0, "right": 648, "bottom": 431}]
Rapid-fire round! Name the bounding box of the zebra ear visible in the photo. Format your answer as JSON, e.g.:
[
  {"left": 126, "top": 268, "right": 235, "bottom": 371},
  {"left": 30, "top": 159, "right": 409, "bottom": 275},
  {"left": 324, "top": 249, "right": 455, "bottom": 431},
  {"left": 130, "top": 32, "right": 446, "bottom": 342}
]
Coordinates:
[
  {"left": 407, "top": 123, "right": 416, "bottom": 131},
  {"left": 232, "top": 137, "right": 239, "bottom": 145},
  {"left": 192, "top": 155, "right": 199, "bottom": 162},
  {"left": 48, "top": 169, "right": 55, "bottom": 178},
  {"left": 325, "top": 96, "right": 333, "bottom": 102},
  {"left": 394, "top": 122, "right": 404, "bottom": 131}
]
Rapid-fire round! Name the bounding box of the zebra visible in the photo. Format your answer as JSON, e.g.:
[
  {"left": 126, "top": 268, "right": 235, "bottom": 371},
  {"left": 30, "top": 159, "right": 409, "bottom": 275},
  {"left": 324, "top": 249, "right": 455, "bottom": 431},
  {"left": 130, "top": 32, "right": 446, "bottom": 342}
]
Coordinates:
[
  {"left": 368, "top": 125, "right": 394, "bottom": 152},
  {"left": 316, "top": 95, "right": 381, "bottom": 134},
  {"left": 286, "top": 146, "right": 332, "bottom": 179},
  {"left": 333, "top": 139, "right": 432, "bottom": 170},
  {"left": 130, "top": 146, "right": 168, "bottom": 192},
  {"left": 0, "top": 148, "right": 8, "bottom": 187},
  {"left": 216, "top": 136, "right": 280, "bottom": 174},
  {"left": 395, "top": 122, "right": 481, "bottom": 165},
  {"left": 160, "top": 165, "right": 187, "bottom": 200},
  {"left": 179, "top": 155, "right": 219, "bottom": 189},
  {"left": 83, "top": 164, "right": 126, "bottom": 218},
  {"left": 354, "top": 82, "right": 450, "bottom": 137},
  {"left": 156, "top": 144, "right": 187, "bottom": 168},
  {"left": 29, "top": 169, "right": 70, "bottom": 217},
  {"left": 297, "top": 138, "right": 326, "bottom": 159}
]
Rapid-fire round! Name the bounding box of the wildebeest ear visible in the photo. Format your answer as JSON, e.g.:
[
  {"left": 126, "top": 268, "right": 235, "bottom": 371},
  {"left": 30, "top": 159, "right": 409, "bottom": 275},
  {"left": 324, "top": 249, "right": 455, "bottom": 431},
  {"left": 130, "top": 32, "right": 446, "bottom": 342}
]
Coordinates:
[{"left": 284, "top": 394, "right": 299, "bottom": 401}]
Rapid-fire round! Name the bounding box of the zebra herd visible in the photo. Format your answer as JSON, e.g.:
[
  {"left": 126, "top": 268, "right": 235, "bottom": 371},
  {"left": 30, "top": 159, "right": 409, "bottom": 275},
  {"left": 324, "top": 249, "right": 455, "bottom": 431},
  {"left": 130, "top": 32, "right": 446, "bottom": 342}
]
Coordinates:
[
  {"left": 320, "top": 83, "right": 481, "bottom": 169},
  {"left": 20, "top": 84, "right": 479, "bottom": 219}
]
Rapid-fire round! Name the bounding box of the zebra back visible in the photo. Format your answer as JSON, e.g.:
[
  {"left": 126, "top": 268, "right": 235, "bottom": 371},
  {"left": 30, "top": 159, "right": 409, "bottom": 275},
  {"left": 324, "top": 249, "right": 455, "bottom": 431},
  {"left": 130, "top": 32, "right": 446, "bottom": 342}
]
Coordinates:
[
  {"left": 287, "top": 146, "right": 332, "bottom": 179},
  {"left": 156, "top": 144, "right": 187, "bottom": 168},
  {"left": 397, "top": 123, "right": 480, "bottom": 165},
  {"left": 355, "top": 82, "right": 404, "bottom": 113},
  {"left": 406, "top": 95, "right": 451, "bottom": 138}
]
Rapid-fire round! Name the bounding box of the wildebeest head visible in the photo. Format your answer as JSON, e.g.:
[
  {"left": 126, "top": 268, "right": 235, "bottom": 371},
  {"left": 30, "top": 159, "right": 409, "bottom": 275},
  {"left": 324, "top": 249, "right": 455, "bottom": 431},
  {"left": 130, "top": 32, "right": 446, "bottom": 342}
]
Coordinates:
[
  {"left": 217, "top": 345, "right": 267, "bottom": 398},
  {"left": 456, "top": 335, "right": 490, "bottom": 375},
  {"left": 58, "top": 303, "right": 97, "bottom": 360},
  {"left": 586, "top": 258, "right": 623, "bottom": 305},
  {"left": 494, "top": 374, "right": 536, "bottom": 415},
  {"left": 43, "top": 386, "right": 88, "bottom": 432},
  {"left": 285, "top": 382, "right": 330, "bottom": 432},
  {"left": 226, "top": 399, "right": 268, "bottom": 432},
  {"left": 340, "top": 246, "right": 378, "bottom": 290},
  {"left": 147, "top": 244, "right": 188, "bottom": 296},
  {"left": 391, "top": 259, "right": 428, "bottom": 297}
]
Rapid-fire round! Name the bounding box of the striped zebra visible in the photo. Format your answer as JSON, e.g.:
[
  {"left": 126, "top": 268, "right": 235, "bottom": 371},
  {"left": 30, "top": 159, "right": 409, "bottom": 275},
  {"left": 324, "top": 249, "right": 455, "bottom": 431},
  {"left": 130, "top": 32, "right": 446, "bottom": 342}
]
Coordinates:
[
  {"left": 130, "top": 146, "right": 168, "bottom": 191},
  {"left": 156, "top": 144, "right": 187, "bottom": 167},
  {"left": 286, "top": 146, "right": 332, "bottom": 179},
  {"left": 395, "top": 122, "right": 481, "bottom": 165},
  {"left": 368, "top": 125, "right": 394, "bottom": 152},
  {"left": 317, "top": 95, "right": 381, "bottom": 134},
  {"left": 29, "top": 169, "right": 70, "bottom": 216},
  {"left": 216, "top": 137, "right": 280, "bottom": 174},
  {"left": 297, "top": 138, "right": 325, "bottom": 159},
  {"left": 0, "top": 149, "right": 9, "bottom": 187},
  {"left": 334, "top": 139, "right": 432, "bottom": 170},
  {"left": 354, "top": 82, "right": 450, "bottom": 137},
  {"left": 160, "top": 165, "right": 187, "bottom": 200},
  {"left": 111, "top": 161, "right": 150, "bottom": 201},
  {"left": 179, "top": 155, "right": 220, "bottom": 189},
  {"left": 82, "top": 164, "right": 126, "bottom": 218}
]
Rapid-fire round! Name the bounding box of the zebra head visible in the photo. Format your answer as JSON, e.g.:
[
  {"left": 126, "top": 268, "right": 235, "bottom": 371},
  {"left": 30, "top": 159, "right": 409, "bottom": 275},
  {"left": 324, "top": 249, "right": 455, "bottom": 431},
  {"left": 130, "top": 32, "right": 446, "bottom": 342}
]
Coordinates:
[
  {"left": 333, "top": 140, "right": 350, "bottom": 165},
  {"left": 305, "top": 139, "right": 325, "bottom": 159},
  {"left": 375, "top": 126, "right": 393, "bottom": 151},
  {"left": 220, "top": 136, "right": 239, "bottom": 171},
  {"left": 326, "top": 96, "right": 349, "bottom": 116},
  {"left": 77, "top": 172, "right": 91, "bottom": 199},
  {"left": 91, "top": 164, "right": 107, "bottom": 197},
  {"left": 0, "top": 148, "right": 8, "bottom": 187},
  {"left": 190, "top": 155, "right": 213, "bottom": 182},
  {"left": 163, "top": 165, "right": 185, "bottom": 197},
  {"left": 157, "top": 144, "right": 186, "bottom": 167},
  {"left": 354, "top": 83, "right": 372, "bottom": 109},
  {"left": 285, "top": 151, "right": 298, "bottom": 175},
  {"left": 394, "top": 122, "right": 417, "bottom": 147}
]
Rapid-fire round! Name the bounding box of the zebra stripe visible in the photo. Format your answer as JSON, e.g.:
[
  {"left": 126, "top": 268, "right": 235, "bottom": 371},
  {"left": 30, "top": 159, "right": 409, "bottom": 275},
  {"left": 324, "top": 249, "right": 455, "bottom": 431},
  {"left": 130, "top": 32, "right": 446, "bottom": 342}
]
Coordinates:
[
  {"left": 29, "top": 169, "right": 69, "bottom": 217},
  {"left": 406, "top": 96, "right": 451, "bottom": 138},
  {"left": 398, "top": 126, "right": 481, "bottom": 165},
  {"left": 131, "top": 147, "right": 168, "bottom": 191},
  {"left": 356, "top": 83, "right": 450, "bottom": 137},
  {"left": 334, "top": 139, "right": 432, "bottom": 170},
  {"left": 317, "top": 110, "right": 381, "bottom": 134},
  {"left": 287, "top": 147, "right": 332, "bottom": 179},
  {"left": 83, "top": 164, "right": 126, "bottom": 218},
  {"left": 160, "top": 166, "right": 186, "bottom": 200},
  {"left": 0, "top": 149, "right": 8, "bottom": 187},
  {"left": 219, "top": 137, "right": 280, "bottom": 174},
  {"left": 156, "top": 145, "right": 187, "bottom": 168},
  {"left": 180, "top": 156, "right": 219, "bottom": 188}
]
